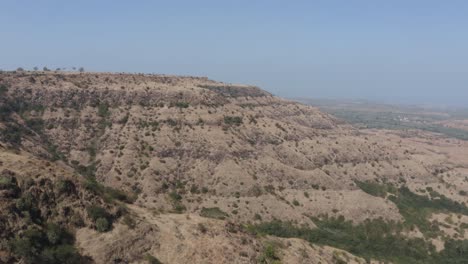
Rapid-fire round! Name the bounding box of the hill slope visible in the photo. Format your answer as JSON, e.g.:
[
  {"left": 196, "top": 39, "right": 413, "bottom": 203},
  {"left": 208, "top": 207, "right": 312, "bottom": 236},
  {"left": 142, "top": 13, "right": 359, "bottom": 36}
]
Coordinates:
[{"left": 1, "top": 71, "right": 467, "bottom": 263}]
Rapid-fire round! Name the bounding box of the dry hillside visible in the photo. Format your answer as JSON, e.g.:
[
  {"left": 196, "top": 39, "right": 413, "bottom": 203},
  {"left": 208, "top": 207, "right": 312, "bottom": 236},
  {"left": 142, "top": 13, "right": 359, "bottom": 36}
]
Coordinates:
[{"left": 0, "top": 71, "right": 467, "bottom": 263}]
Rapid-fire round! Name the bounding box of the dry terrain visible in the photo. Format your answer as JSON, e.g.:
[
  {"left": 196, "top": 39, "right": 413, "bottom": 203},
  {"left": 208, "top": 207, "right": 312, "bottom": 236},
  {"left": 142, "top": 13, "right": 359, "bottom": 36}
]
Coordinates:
[{"left": 0, "top": 71, "right": 467, "bottom": 263}]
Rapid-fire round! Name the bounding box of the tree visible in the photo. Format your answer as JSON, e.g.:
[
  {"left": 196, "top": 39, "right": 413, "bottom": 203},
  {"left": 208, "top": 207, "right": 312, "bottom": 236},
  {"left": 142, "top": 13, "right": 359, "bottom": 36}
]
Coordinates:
[
  {"left": 33, "top": 67, "right": 38, "bottom": 71},
  {"left": 16, "top": 67, "right": 24, "bottom": 72},
  {"left": 43, "top": 66, "right": 50, "bottom": 71},
  {"left": 78, "top": 67, "right": 85, "bottom": 73}
]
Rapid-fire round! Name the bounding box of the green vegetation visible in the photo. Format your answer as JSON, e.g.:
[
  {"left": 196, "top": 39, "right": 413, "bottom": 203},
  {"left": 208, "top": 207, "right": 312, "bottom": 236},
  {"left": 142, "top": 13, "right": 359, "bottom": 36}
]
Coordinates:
[
  {"left": 84, "top": 176, "right": 136, "bottom": 204},
  {"left": 168, "top": 191, "right": 186, "bottom": 213},
  {"left": 0, "top": 124, "right": 23, "bottom": 146},
  {"left": 47, "top": 144, "right": 66, "bottom": 162},
  {"left": 95, "top": 217, "right": 110, "bottom": 232},
  {"left": 145, "top": 254, "right": 162, "bottom": 264},
  {"left": 9, "top": 224, "right": 84, "bottom": 264},
  {"left": 258, "top": 242, "right": 281, "bottom": 264},
  {"left": 355, "top": 180, "right": 397, "bottom": 198},
  {"left": 251, "top": 183, "right": 468, "bottom": 263},
  {"left": 86, "top": 205, "right": 113, "bottom": 232},
  {"left": 16, "top": 193, "right": 42, "bottom": 223},
  {"left": 200, "top": 207, "right": 229, "bottom": 220},
  {"left": 388, "top": 186, "right": 468, "bottom": 237},
  {"left": 96, "top": 102, "right": 112, "bottom": 129},
  {"left": 174, "top": 102, "right": 189, "bottom": 108},
  {"left": 224, "top": 116, "right": 243, "bottom": 126},
  {"left": 55, "top": 179, "right": 75, "bottom": 195},
  {"left": 356, "top": 182, "right": 468, "bottom": 237},
  {"left": 25, "top": 118, "right": 44, "bottom": 132},
  {"left": 0, "top": 83, "right": 8, "bottom": 95},
  {"left": 98, "top": 102, "right": 110, "bottom": 117},
  {"left": 253, "top": 217, "right": 430, "bottom": 264}
]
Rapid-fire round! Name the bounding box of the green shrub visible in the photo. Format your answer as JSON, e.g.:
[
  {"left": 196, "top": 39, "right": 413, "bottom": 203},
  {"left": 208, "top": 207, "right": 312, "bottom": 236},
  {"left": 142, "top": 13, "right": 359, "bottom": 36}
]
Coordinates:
[
  {"left": 84, "top": 177, "right": 136, "bottom": 203},
  {"left": 25, "top": 118, "right": 44, "bottom": 132},
  {"left": 0, "top": 124, "right": 23, "bottom": 145},
  {"left": 86, "top": 205, "right": 110, "bottom": 222},
  {"left": 292, "top": 199, "right": 300, "bottom": 206},
  {"left": 145, "top": 254, "right": 162, "bottom": 264},
  {"left": 96, "top": 217, "right": 110, "bottom": 232},
  {"left": 55, "top": 180, "right": 75, "bottom": 195},
  {"left": 174, "top": 102, "right": 189, "bottom": 108},
  {"left": 41, "top": 244, "right": 82, "bottom": 264},
  {"left": 200, "top": 207, "right": 229, "bottom": 220},
  {"left": 10, "top": 226, "right": 83, "bottom": 264},
  {"left": 0, "top": 84, "right": 8, "bottom": 95},
  {"left": 355, "top": 180, "right": 396, "bottom": 197},
  {"left": 258, "top": 243, "right": 280, "bottom": 264},
  {"left": 224, "top": 116, "right": 243, "bottom": 126},
  {"left": 15, "top": 193, "right": 41, "bottom": 222},
  {"left": 47, "top": 144, "right": 65, "bottom": 161},
  {"left": 169, "top": 191, "right": 182, "bottom": 202},
  {"left": 172, "top": 204, "right": 186, "bottom": 214},
  {"left": 0, "top": 176, "right": 11, "bottom": 186},
  {"left": 97, "top": 103, "right": 110, "bottom": 117}
]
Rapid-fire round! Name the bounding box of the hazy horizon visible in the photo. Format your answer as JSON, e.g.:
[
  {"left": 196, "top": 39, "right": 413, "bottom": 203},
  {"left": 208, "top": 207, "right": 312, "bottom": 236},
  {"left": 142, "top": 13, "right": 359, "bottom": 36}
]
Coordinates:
[{"left": 1, "top": 1, "right": 467, "bottom": 107}]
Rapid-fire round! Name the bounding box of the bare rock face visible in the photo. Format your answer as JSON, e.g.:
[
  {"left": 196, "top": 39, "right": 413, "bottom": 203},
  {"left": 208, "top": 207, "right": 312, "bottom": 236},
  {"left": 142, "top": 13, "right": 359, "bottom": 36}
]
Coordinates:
[{"left": 1, "top": 71, "right": 467, "bottom": 263}]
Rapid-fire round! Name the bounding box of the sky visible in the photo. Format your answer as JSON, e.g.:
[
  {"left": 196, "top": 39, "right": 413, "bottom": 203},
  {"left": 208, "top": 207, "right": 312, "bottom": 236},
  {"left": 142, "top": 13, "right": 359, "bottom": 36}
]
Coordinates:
[{"left": 1, "top": 1, "right": 468, "bottom": 106}]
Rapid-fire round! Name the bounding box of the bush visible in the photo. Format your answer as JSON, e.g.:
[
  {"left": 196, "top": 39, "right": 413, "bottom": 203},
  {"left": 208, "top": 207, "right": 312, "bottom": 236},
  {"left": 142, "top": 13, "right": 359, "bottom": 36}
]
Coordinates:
[
  {"left": 15, "top": 193, "right": 41, "bottom": 222},
  {"left": 200, "top": 207, "right": 229, "bottom": 220},
  {"left": 258, "top": 243, "right": 280, "bottom": 264},
  {"left": 96, "top": 217, "right": 110, "bottom": 232},
  {"left": 0, "top": 124, "right": 23, "bottom": 146},
  {"left": 84, "top": 177, "right": 136, "bottom": 203},
  {"left": 0, "top": 84, "right": 8, "bottom": 95},
  {"left": 224, "top": 116, "right": 243, "bottom": 126},
  {"left": 55, "top": 180, "right": 75, "bottom": 195},
  {"left": 46, "top": 223, "right": 69, "bottom": 245},
  {"left": 174, "top": 102, "right": 189, "bottom": 108},
  {"left": 25, "top": 118, "right": 44, "bottom": 132},
  {"left": 41, "top": 244, "right": 82, "bottom": 264},
  {"left": 86, "top": 205, "right": 110, "bottom": 222},
  {"left": 98, "top": 103, "right": 110, "bottom": 118},
  {"left": 145, "top": 254, "right": 162, "bottom": 264},
  {"left": 10, "top": 225, "right": 83, "bottom": 264},
  {"left": 292, "top": 199, "right": 300, "bottom": 206},
  {"left": 355, "top": 180, "right": 396, "bottom": 197}
]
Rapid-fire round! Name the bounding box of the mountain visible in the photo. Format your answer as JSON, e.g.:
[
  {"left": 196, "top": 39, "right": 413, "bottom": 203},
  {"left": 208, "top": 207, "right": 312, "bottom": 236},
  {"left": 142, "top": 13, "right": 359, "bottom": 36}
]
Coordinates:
[{"left": 1, "top": 71, "right": 467, "bottom": 263}]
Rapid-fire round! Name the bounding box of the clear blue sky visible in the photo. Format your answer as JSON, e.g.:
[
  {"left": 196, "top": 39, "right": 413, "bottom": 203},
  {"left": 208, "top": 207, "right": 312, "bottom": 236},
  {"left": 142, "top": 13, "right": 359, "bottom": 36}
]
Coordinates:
[{"left": 1, "top": 1, "right": 468, "bottom": 106}]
